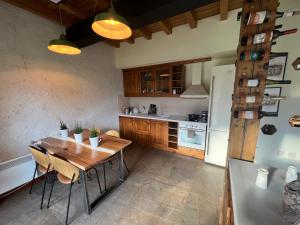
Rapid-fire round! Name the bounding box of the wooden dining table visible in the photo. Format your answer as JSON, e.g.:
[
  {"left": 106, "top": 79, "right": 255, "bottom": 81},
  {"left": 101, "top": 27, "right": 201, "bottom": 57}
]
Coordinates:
[{"left": 38, "top": 129, "right": 132, "bottom": 214}]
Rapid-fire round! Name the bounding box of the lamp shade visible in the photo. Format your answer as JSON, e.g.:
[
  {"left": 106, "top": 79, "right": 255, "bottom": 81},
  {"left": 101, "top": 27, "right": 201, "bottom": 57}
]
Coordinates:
[
  {"left": 48, "top": 35, "right": 81, "bottom": 55},
  {"left": 91, "top": 11, "right": 132, "bottom": 40}
]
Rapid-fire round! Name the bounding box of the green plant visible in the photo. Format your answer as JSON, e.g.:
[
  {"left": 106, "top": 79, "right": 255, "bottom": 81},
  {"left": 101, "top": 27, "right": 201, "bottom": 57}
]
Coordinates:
[
  {"left": 59, "top": 120, "right": 68, "bottom": 130},
  {"left": 89, "top": 127, "right": 99, "bottom": 138},
  {"left": 74, "top": 121, "right": 83, "bottom": 134}
]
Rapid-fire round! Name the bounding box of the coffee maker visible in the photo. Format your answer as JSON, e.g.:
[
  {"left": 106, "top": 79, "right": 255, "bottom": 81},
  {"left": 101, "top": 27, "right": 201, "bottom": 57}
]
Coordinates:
[{"left": 148, "top": 104, "right": 157, "bottom": 115}]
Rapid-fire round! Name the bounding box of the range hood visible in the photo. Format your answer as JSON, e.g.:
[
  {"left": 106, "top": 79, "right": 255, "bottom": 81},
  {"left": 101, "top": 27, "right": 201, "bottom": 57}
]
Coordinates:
[{"left": 180, "top": 62, "right": 209, "bottom": 98}]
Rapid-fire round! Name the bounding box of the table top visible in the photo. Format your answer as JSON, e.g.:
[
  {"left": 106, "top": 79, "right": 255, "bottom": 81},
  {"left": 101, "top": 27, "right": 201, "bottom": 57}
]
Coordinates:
[
  {"left": 39, "top": 130, "right": 131, "bottom": 171},
  {"left": 229, "top": 158, "right": 295, "bottom": 225}
]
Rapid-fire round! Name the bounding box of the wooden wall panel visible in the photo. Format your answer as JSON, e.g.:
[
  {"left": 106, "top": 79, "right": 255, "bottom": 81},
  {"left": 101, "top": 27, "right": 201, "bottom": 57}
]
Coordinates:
[{"left": 228, "top": 0, "right": 279, "bottom": 161}]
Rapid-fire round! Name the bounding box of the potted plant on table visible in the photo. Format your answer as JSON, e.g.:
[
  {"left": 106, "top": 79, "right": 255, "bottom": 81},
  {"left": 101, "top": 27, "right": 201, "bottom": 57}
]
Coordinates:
[
  {"left": 59, "top": 120, "right": 69, "bottom": 138},
  {"left": 74, "top": 121, "right": 83, "bottom": 143},
  {"left": 89, "top": 127, "right": 99, "bottom": 148}
]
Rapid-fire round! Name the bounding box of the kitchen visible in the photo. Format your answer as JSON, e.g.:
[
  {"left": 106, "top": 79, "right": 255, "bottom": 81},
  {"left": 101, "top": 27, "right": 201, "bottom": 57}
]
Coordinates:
[{"left": 0, "top": 0, "right": 300, "bottom": 225}]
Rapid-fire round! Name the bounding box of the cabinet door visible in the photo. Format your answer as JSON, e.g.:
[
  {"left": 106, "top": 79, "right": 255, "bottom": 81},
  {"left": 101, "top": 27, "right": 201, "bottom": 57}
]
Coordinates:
[
  {"left": 134, "top": 118, "right": 151, "bottom": 145},
  {"left": 150, "top": 120, "right": 168, "bottom": 149},
  {"left": 155, "top": 67, "right": 172, "bottom": 95},
  {"left": 123, "top": 70, "right": 140, "bottom": 97},
  {"left": 119, "top": 117, "right": 135, "bottom": 140},
  {"left": 140, "top": 70, "right": 155, "bottom": 96},
  {"left": 134, "top": 118, "right": 151, "bottom": 134}
]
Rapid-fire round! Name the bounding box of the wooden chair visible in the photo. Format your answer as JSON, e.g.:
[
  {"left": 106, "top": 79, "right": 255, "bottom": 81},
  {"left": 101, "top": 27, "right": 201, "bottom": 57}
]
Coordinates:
[
  {"left": 47, "top": 154, "right": 102, "bottom": 225},
  {"left": 29, "top": 146, "right": 53, "bottom": 209}
]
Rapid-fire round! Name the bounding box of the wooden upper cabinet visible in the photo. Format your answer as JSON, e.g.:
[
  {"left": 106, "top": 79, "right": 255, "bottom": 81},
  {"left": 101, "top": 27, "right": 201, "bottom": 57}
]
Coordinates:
[
  {"left": 150, "top": 120, "right": 168, "bottom": 150},
  {"left": 123, "top": 70, "right": 140, "bottom": 97},
  {"left": 123, "top": 64, "right": 185, "bottom": 97}
]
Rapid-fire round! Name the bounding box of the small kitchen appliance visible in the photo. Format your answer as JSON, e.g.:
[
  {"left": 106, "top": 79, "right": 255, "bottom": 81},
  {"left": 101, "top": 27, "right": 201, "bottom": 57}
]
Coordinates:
[
  {"left": 187, "top": 114, "right": 200, "bottom": 122},
  {"left": 148, "top": 104, "right": 157, "bottom": 115}
]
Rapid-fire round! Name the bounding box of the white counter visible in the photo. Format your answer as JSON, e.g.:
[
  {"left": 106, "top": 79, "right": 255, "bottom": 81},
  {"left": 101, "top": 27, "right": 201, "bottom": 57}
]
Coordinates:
[
  {"left": 229, "top": 159, "right": 295, "bottom": 225},
  {"left": 119, "top": 113, "right": 207, "bottom": 124}
]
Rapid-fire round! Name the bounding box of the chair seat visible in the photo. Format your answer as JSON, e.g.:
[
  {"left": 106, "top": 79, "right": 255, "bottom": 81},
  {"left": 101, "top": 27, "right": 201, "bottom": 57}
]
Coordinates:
[
  {"left": 38, "top": 165, "right": 53, "bottom": 174},
  {"left": 57, "top": 173, "right": 78, "bottom": 184}
]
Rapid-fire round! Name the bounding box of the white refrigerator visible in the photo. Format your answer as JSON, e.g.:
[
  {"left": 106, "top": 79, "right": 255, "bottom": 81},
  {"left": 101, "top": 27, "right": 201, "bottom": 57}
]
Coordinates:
[{"left": 205, "top": 65, "right": 235, "bottom": 167}]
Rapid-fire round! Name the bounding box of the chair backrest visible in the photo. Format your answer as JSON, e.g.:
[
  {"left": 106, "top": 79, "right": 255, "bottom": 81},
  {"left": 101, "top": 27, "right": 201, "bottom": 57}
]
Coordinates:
[
  {"left": 29, "top": 147, "right": 51, "bottom": 169},
  {"left": 105, "top": 130, "right": 120, "bottom": 138},
  {"left": 48, "top": 154, "right": 80, "bottom": 181}
]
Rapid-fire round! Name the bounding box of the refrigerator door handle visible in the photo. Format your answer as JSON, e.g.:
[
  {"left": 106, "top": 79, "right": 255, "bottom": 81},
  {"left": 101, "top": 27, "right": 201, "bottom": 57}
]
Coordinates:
[
  {"left": 208, "top": 76, "right": 215, "bottom": 129},
  {"left": 206, "top": 132, "right": 210, "bottom": 156}
]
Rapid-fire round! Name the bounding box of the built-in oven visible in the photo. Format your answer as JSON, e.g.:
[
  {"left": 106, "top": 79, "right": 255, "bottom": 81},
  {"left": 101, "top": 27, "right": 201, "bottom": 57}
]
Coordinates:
[{"left": 178, "top": 121, "right": 207, "bottom": 150}]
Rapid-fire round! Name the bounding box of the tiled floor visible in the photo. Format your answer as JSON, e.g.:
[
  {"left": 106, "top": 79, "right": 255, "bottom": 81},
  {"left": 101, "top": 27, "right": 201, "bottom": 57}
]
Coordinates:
[{"left": 0, "top": 145, "right": 225, "bottom": 225}]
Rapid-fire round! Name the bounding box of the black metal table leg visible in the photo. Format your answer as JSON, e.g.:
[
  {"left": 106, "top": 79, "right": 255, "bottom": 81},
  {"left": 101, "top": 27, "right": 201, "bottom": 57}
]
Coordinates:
[{"left": 80, "top": 170, "right": 91, "bottom": 214}]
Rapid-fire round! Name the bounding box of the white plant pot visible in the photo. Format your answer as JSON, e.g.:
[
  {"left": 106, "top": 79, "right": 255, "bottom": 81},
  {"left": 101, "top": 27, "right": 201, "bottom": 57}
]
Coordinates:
[
  {"left": 89, "top": 136, "right": 99, "bottom": 148},
  {"left": 60, "top": 129, "right": 69, "bottom": 138},
  {"left": 74, "top": 133, "right": 83, "bottom": 143}
]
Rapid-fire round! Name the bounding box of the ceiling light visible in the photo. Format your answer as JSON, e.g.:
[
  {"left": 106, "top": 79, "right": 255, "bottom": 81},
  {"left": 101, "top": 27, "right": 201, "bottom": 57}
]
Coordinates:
[
  {"left": 91, "top": 1, "right": 132, "bottom": 40},
  {"left": 292, "top": 57, "right": 300, "bottom": 70},
  {"left": 48, "top": 34, "right": 81, "bottom": 55}
]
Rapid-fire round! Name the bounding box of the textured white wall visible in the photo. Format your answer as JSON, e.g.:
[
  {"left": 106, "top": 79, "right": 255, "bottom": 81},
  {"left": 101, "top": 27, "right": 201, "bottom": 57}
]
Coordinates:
[
  {"left": 255, "top": 0, "right": 300, "bottom": 170},
  {"left": 114, "top": 9, "right": 240, "bottom": 69},
  {"left": 0, "top": 1, "right": 122, "bottom": 162}
]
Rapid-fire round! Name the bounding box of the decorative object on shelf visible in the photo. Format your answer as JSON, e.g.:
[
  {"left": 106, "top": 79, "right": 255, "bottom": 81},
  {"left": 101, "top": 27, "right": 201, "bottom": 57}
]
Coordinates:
[
  {"left": 262, "top": 87, "right": 283, "bottom": 114},
  {"left": 255, "top": 168, "right": 269, "bottom": 190},
  {"left": 288, "top": 115, "right": 300, "bottom": 127},
  {"left": 74, "top": 121, "right": 83, "bottom": 143},
  {"left": 59, "top": 120, "right": 69, "bottom": 138},
  {"left": 48, "top": 7, "right": 81, "bottom": 55},
  {"left": 285, "top": 166, "right": 298, "bottom": 184},
  {"left": 267, "top": 52, "right": 288, "bottom": 80},
  {"left": 89, "top": 127, "right": 99, "bottom": 148},
  {"left": 91, "top": 0, "right": 132, "bottom": 40},
  {"left": 261, "top": 124, "right": 277, "bottom": 135},
  {"left": 292, "top": 57, "right": 300, "bottom": 70},
  {"left": 282, "top": 180, "right": 300, "bottom": 224}
]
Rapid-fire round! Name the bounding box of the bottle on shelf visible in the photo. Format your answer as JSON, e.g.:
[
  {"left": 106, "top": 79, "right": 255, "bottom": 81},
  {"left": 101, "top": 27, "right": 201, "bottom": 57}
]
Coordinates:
[
  {"left": 239, "top": 10, "right": 300, "bottom": 25},
  {"left": 262, "top": 94, "right": 287, "bottom": 105},
  {"left": 234, "top": 94, "right": 262, "bottom": 104},
  {"left": 240, "top": 28, "right": 297, "bottom": 46},
  {"left": 240, "top": 50, "right": 265, "bottom": 61},
  {"left": 238, "top": 77, "right": 291, "bottom": 87},
  {"left": 240, "top": 51, "right": 288, "bottom": 62},
  {"left": 234, "top": 110, "right": 278, "bottom": 119}
]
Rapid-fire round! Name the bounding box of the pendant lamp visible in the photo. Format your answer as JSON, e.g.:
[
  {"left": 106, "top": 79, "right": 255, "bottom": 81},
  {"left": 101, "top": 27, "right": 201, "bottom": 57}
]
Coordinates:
[
  {"left": 91, "top": 0, "right": 132, "bottom": 40},
  {"left": 48, "top": 7, "right": 81, "bottom": 55},
  {"left": 48, "top": 34, "right": 81, "bottom": 55}
]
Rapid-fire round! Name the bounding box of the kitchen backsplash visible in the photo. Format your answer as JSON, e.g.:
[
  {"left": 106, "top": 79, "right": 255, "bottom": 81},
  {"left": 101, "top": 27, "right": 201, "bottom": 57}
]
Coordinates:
[{"left": 118, "top": 96, "right": 209, "bottom": 116}]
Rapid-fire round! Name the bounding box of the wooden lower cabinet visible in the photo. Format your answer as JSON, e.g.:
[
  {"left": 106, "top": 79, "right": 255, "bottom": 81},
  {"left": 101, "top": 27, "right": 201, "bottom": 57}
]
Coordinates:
[
  {"left": 151, "top": 120, "right": 168, "bottom": 150},
  {"left": 119, "top": 116, "right": 203, "bottom": 160},
  {"left": 176, "top": 146, "right": 205, "bottom": 160},
  {"left": 119, "top": 117, "right": 135, "bottom": 140}
]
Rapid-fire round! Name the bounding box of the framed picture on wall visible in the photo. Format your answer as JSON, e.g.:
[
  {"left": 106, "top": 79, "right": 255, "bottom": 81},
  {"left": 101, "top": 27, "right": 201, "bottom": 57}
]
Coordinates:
[
  {"left": 267, "top": 52, "right": 288, "bottom": 80},
  {"left": 262, "top": 87, "right": 282, "bottom": 114}
]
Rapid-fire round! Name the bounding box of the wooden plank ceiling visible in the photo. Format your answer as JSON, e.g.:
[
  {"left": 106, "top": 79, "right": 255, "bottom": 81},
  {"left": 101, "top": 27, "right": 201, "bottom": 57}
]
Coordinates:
[{"left": 3, "top": 0, "right": 242, "bottom": 48}]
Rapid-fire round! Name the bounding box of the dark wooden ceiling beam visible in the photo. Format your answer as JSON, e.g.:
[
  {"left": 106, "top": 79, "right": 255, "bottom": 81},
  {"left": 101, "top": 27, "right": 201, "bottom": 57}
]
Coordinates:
[
  {"left": 2, "top": 0, "right": 73, "bottom": 26},
  {"left": 185, "top": 11, "right": 197, "bottom": 29},
  {"left": 125, "top": 37, "right": 135, "bottom": 44},
  {"left": 158, "top": 21, "right": 172, "bottom": 35},
  {"left": 220, "top": 0, "right": 229, "bottom": 20},
  {"left": 136, "top": 28, "right": 152, "bottom": 40},
  {"left": 104, "top": 39, "right": 120, "bottom": 48},
  {"left": 59, "top": 3, "right": 87, "bottom": 20}
]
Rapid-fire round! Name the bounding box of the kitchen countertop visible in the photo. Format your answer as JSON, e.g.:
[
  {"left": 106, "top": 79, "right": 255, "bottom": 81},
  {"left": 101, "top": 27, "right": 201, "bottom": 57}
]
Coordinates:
[
  {"left": 119, "top": 113, "right": 207, "bottom": 124},
  {"left": 229, "top": 158, "right": 295, "bottom": 225}
]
